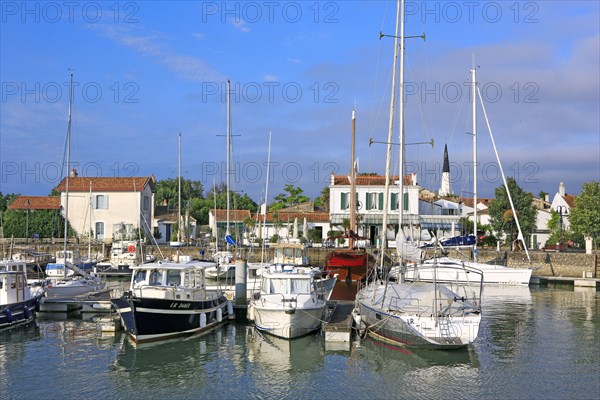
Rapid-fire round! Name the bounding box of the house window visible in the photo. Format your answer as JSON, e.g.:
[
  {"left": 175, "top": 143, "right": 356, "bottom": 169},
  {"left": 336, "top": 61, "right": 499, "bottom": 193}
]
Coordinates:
[
  {"left": 341, "top": 192, "right": 349, "bottom": 210},
  {"left": 94, "top": 195, "right": 109, "bottom": 210},
  {"left": 95, "top": 222, "right": 105, "bottom": 240},
  {"left": 366, "top": 193, "right": 383, "bottom": 210},
  {"left": 391, "top": 193, "right": 398, "bottom": 211}
]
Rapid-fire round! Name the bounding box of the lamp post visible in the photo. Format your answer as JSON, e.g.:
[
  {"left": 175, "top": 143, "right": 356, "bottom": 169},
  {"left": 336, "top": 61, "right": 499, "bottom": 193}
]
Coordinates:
[{"left": 556, "top": 205, "right": 568, "bottom": 251}]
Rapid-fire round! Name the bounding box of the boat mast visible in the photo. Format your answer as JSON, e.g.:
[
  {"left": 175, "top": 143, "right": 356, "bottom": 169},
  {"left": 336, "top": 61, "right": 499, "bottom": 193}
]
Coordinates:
[
  {"left": 226, "top": 80, "right": 231, "bottom": 248},
  {"left": 178, "top": 132, "right": 182, "bottom": 244},
  {"left": 349, "top": 110, "right": 356, "bottom": 249},
  {"left": 397, "top": 0, "right": 406, "bottom": 255},
  {"left": 88, "top": 180, "right": 92, "bottom": 261},
  {"left": 379, "top": 0, "right": 401, "bottom": 271},
  {"left": 62, "top": 71, "right": 73, "bottom": 279},
  {"left": 261, "top": 131, "right": 272, "bottom": 263},
  {"left": 471, "top": 68, "right": 478, "bottom": 261}
]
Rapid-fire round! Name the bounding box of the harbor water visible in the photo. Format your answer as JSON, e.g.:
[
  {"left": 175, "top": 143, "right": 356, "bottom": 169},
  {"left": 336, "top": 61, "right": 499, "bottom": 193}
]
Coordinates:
[{"left": 1, "top": 285, "right": 599, "bottom": 400}]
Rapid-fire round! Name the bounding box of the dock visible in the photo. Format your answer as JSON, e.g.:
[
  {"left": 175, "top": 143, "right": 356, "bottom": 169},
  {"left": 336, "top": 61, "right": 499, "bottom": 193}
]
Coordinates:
[
  {"left": 322, "top": 301, "right": 355, "bottom": 351},
  {"left": 531, "top": 275, "right": 599, "bottom": 289}
]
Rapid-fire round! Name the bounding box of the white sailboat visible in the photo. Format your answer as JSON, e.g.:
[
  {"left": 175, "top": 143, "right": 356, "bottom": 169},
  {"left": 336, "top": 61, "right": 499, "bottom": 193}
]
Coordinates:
[
  {"left": 355, "top": 0, "right": 483, "bottom": 349},
  {"left": 45, "top": 72, "right": 105, "bottom": 299},
  {"left": 403, "top": 68, "right": 533, "bottom": 286}
]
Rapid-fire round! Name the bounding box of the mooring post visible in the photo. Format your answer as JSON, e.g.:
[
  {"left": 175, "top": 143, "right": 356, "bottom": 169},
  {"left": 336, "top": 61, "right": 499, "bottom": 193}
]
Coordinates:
[{"left": 235, "top": 259, "right": 247, "bottom": 307}]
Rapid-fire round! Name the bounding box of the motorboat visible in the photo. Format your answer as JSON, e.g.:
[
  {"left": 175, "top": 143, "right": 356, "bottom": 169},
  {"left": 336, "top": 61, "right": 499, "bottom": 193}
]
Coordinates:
[
  {"left": 0, "top": 260, "right": 45, "bottom": 330},
  {"left": 111, "top": 258, "right": 234, "bottom": 343},
  {"left": 248, "top": 264, "right": 336, "bottom": 339}
]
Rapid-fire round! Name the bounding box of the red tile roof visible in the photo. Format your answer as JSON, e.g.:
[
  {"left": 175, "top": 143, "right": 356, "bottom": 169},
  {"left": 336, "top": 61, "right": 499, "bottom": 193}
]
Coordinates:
[
  {"left": 332, "top": 174, "right": 414, "bottom": 186},
  {"left": 458, "top": 197, "right": 494, "bottom": 208},
  {"left": 211, "top": 209, "right": 252, "bottom": 221},
  {"left": 8, "top": 196, "right": 61, "bottom": 210},
  {"left": 55, "top": 177, "right": 154, "bottom": 192},
  {"left": 252, "top": 211, "right": 330, "bottom": 223},
  {"left": 563, "top": 194, "right": 576, "bottom": 208},
  {"left": 211, "top": 209, "right": 330, "bottom": 224}
]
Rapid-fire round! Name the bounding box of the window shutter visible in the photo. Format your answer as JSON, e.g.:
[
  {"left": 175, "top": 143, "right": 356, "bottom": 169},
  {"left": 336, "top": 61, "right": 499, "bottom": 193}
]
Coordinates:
[
  {"left": 341, "top": 192, "right": 348, "bottom": 210},
  {"left": 404, "top": 192, "right": 409, "bottom": 211},
  {"left": 391, "top": 193, "right": 398, "bottom": 211},
  {"left": 378, "top": 193, "right": 384, "bottom": 210}
]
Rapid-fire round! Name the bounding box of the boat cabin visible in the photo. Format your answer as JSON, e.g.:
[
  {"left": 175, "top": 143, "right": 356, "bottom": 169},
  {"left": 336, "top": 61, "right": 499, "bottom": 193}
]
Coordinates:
[
  {"left": 0, "top": 269, "right": 28, "bottom": 305},
  {"left": 271, "top": 243, "right": 309, "bottom": 266},
  {"left": 128, "top": 261, "right": 220, "bottom": 302}
]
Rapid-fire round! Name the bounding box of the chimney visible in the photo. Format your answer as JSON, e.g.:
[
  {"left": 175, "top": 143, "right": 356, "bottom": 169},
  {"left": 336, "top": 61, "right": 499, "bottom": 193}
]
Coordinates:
[
  {"left": 330, "top": 172, "right": 335, "bottom": 186},
  {"left": 69, "top": 168, "right": 78, "bottom": 178},
  {"left": 559, "top": 182, "right": 565, "bottom": 197},
  {"left": 544, "top": 194, "right": 549, "bottom": 203}
]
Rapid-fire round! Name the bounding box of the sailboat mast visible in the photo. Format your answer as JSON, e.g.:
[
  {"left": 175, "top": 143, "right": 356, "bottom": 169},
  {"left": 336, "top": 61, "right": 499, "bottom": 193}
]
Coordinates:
[
  {"left": 261, "top": 131, "right": 272, "bottom": 263},
  {"left": 379, "top": 0, "right": 401, "bottom": 270},
  {"left": 178, "top": 132, "right": 182, "bottom": 244},
  {"left": 88, "top": 181, "right": 92, "bottom": 260},
  {"left": 471, "top": 68, "right": 478, "bottom": 261},
  {"left": 226, "top": 80, "right": 231, "bottom": 245},
  {"left": 349, "top": 110, "right": 356, "bottom": 249},
  {"left": 62, "top": 71, "right": 73, "bottom": 278},
  {"left": 398, "top": 0, "right": 406, "bottom": 248}
]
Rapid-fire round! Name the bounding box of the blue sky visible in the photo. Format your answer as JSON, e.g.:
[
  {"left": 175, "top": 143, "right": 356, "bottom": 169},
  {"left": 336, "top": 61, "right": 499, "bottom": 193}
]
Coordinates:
[{"left": 1, "top": 1, "right": 598, "bottom": 205}]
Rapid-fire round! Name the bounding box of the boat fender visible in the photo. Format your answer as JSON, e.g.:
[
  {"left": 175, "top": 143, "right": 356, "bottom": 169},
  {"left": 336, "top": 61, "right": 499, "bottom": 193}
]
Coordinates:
[
  {"left": 199, "top": 313, "right": 207, "bottom": 328},
  {"left": 34, "top": 298, "right": 41, "bottom": 312},
  {"left": 127, "top": 245, "right": 136, "bottom": 253},
  {"left": 23, "top": 306, "right": 32, "bottom": 319},
  {"left": 351, "top": 308, "right": 362, "bottom": 328},
  {"left": 248, "top": 305, "right": 255, "bottom": 321},
  {"left": 217, "top": 307, "right": 223, "bottom": 323},
  {"left": 226, "top": 301, "right": 234, "bottom": 319},
  {"left": 3, "top": 309, "right": 14, "bottom": 322}
]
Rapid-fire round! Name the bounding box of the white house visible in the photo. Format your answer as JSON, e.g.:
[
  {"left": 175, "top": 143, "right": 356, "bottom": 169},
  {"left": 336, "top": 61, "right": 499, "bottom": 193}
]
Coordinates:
[
  {"left": 55, "top": 171, "right": 156, "bottom": 243},
  {"left": 329, "top": 173, "right": 422, "bottom": 247},
  {"left": 550, "top": 181, "right": 574, "bottom": 230}
]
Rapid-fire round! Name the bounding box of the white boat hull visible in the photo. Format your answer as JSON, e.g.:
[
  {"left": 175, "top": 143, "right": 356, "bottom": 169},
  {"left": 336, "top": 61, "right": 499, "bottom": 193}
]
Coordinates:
[
  {"left": 45, "top": 278, "right": 105, "bottom": 298},
  {"left": 356, "top": 280, "right": 482, "bottom": 349},
  {"left": 402, "top": 258, "right": 532, "bottom": 285},
  {"left": 251, "top": 303, "right": 326, "bottom": 339}
]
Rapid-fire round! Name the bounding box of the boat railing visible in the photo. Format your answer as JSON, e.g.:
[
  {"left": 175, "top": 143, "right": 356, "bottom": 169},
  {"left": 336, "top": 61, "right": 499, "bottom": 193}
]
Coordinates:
[{"left": 134, "top": 285, "right": 207, "bottom": 301}]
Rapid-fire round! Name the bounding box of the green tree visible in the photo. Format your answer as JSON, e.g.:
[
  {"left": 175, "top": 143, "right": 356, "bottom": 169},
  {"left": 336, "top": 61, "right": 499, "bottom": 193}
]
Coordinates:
[
  {"left": 3, "top": 209, "right": 71, "bottom": 238},
  {"left": 270, "top": 184, "right": 310, "bottom": 211},
  {"left": 569, "top": 181, "right": 600, "bottom": 244},
  {"left": 0, "top": 192, "right": 19, "bottom": 212},
  {"left": 191, "top": 184, "right": 258, "bottom": 226},
  {"left": 156, "top": 178, "right": 203, "bottom": 208},
  {"left": 488, "top": 178, "right": 536, "bottom": 247},
  {"left": 313, "top": 186, "right": 330, "bottom": 212}
]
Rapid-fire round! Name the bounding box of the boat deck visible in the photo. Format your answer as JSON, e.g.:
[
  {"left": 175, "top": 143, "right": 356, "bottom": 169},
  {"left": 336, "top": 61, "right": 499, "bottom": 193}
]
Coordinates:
[{"left": 40, "top": 288, "right": 113, "bottom": 313}]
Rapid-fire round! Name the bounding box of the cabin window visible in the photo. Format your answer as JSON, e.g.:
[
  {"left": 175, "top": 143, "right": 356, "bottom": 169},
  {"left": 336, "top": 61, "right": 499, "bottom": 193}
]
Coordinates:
[
  {"left": 94, "top": 195, "right": 109, "bottom": 210},
  {"left": 290, "top": 279, "right": 310, "bottom": 294},
  {"left": 0, "top": 280, "right": 3, "bottom": 289},
  {"left": 133, "top": 270, "right": 147, "bottom": 284},
  {"left": 149, "top": 270, "right": 163, "bottom": 285},
  {"left": 269, "top": 278, "right": 288, "bottom": 294},
  {"left": 167, "top": 270, "right": 181, "bottom": 286}
]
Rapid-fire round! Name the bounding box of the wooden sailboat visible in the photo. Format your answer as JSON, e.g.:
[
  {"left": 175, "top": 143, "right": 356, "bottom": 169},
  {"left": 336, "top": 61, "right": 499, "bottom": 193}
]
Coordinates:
[{"left": 324, "top": 110, "right": 373, "bottom": 283}]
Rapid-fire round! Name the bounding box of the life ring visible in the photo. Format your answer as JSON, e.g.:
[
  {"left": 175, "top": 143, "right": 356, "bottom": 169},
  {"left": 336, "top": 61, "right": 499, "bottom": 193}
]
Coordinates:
[{"left": 127, "top": 245, "right": 136, "bottom": 253}]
